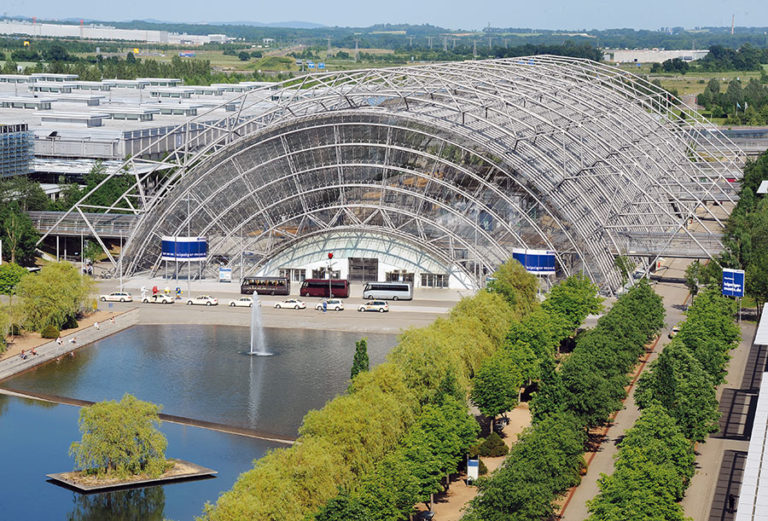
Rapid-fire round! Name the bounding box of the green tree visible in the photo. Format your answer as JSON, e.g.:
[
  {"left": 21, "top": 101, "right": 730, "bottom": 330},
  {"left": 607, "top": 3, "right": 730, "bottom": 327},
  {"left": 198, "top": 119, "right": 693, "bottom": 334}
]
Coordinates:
[
  {"left": 464, "top": 412, "right": 585, "bottom": 521},
  {"left": 0, "top": 262, "right": 28, "bottom": 295},
  {"left": 350, "top": 337, "right": 370, "bottom": 380},
  {"left": 0, "top": 201, "right": 39, "bottom": 265},
  {"left": 485, "top": 258, "right": 540, "bottom": 318},
  {"left": 542, "top": 273, "right": 603, "bottom": 333},
  {"left": 470, "top": 351, "right": 522, "bottom": 425},
  {"left": 614, "top": 255, "right": 634, "bottom": 285},
  {"left": 15, "top": 261, "right": 94, "bottom": 331},
  {"left": 69, "top": 394, "right": 168, "bottom": 478},
  {"left": 635, "top": 342, "right": 720, "bottom": 442}
]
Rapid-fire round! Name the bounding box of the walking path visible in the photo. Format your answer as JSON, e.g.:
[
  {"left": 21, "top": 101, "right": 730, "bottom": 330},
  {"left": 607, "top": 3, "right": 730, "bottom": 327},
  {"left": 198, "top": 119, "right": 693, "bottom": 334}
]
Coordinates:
[
  {"left": 559, "top": 267, "right": 692, "bottom": 521},
  {"left": 0, "top": 309, "right": 139, "bottom": 381},
  {"left": 413, "top": 405, "right": 532, "bottom": 521}
]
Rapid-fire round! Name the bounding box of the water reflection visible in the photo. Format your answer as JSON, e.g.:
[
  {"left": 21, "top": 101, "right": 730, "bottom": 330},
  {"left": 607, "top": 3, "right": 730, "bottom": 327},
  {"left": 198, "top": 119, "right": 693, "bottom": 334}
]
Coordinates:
[
  {"left": 247, "top": 354, "right": 267, "bottom": 427},
  {"left": 2, "top": 325, "right": 396, "bottom": 437},
  {"left": 66, "top": 487, "right": 165, "bottom": 521}
]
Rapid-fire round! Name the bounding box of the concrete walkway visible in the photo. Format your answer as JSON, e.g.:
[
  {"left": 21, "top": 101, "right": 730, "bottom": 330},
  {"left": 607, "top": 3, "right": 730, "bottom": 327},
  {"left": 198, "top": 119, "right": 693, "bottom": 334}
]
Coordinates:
[
  {"left": 559, "top": 275, "right": 691, "bottom": 521},
  {"left": 0, "top": 309, "right": 139, "bottom": 381}
]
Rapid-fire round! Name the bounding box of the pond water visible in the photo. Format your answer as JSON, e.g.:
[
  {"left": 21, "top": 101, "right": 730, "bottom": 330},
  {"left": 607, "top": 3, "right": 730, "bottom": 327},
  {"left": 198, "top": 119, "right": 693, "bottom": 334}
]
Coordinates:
[
  {"left": 0, "top": 393, "right": 281, "bottom": 521},
  {"left": 3, "top": 325, "right": 397, "bottom": 437},
  {"left": 0, "top": 325, "right": 398, "bottom": 520}
]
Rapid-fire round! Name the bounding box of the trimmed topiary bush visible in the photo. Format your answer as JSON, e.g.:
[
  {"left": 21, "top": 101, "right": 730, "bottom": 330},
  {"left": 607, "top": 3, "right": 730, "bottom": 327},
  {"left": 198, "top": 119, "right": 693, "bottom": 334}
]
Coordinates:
[{"left": 41, "top": 324, "right": 60, "bottom": 339}]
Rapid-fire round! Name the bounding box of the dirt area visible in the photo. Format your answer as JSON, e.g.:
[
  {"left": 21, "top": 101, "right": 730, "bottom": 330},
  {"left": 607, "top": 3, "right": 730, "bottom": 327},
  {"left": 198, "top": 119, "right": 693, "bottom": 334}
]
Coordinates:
[
  {"left": 414, "top": 404, "right": 532, "bottom": 521},
  {"left": 1, "top": 310, "right": 119, "bottom": 362},
  {"left": 58, "top": 459, "right": 196, "bottom": 487}
]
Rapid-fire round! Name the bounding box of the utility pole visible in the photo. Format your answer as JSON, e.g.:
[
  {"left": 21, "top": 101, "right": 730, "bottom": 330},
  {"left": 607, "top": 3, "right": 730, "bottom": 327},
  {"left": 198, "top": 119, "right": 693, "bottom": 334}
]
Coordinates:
[
  {"left": 488, "top": 36, "right": 492, "bottom": 49},
  {"left": 326, "top": 36, "right": 332, "bottom": 58},
  {"left": 427, "top": 36, "right": 433, "bottom": 49},
  {"left": 473, "top": 40, "right": 477, "bottom": 59},
  {"left": 408, "top": 36, "right": 414, "bottom": 48},
  {"left": 443, "top": 36, "right": 448, "bottom": 52},
  {"left": 354, "top": 37, "right": 360, "bottom": 62}
]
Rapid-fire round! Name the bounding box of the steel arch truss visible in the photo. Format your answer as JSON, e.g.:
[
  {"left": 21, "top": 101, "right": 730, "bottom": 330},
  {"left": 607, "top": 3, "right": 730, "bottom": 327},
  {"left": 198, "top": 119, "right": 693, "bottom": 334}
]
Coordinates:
[{"left": 41, "top": 55, "right": 745, "bottom": 294}]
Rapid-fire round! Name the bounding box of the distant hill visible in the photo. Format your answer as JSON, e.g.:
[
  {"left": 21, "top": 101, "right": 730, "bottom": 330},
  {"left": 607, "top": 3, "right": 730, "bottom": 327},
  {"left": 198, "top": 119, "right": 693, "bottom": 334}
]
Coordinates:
[{"left": 213, "top": 21, "right": 326, "bottom": 29}]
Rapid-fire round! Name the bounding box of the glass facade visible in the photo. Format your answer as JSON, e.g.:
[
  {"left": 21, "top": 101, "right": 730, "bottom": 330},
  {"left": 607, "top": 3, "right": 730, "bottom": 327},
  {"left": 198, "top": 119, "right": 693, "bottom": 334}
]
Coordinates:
[{"left": 0, "top": 123, "right": 33, "bottom": 178}]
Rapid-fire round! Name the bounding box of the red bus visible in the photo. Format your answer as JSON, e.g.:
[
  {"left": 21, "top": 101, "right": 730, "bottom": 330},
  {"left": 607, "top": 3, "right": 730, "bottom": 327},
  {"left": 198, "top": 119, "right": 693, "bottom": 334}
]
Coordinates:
[{"left": 300, "top": 279, "right": 350, "bottom": 298}]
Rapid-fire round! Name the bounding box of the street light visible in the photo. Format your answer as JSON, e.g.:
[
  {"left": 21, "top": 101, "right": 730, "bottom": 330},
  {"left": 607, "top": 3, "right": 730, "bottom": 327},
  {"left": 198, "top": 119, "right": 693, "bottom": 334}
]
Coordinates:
[{"left": 327, "top": 252, "right": 334, "bottom": 298}]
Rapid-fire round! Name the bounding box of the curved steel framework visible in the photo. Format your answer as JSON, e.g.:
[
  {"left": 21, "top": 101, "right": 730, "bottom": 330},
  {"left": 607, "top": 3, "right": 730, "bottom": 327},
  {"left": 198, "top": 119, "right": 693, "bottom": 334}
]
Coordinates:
[{"left": 40, "top": 55, "right": 745, "bottom": 293}]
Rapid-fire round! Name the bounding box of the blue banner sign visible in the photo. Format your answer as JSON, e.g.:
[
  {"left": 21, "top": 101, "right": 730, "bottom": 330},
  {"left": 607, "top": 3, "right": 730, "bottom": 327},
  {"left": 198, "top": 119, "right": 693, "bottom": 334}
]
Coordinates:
[
  {"left": 512, "top": 248, "right": 556, "bottom": 275},
  {"left": 722, "top": 268, "right": 745, "bottom": 297},
  {"left": 161, "top": 236, "right": 207, "bottom": 262}
]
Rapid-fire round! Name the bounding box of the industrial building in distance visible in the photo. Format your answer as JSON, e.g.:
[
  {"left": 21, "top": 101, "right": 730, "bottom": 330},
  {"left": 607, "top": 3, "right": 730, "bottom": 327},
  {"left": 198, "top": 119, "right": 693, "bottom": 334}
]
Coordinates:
[{"left": 0, "top": 19, "right": 233, "bottom": 45}]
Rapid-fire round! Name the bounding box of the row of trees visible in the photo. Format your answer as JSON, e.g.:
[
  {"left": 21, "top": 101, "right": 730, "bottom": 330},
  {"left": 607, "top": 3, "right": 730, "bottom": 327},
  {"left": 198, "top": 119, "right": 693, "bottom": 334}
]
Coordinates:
[
  {"left": 464, "top": 280, "right": 665, "bottom": 521},
  {"left": 1, "top": 53, "right": 291, "bottom": 85},
  {"left": 0, "top": 261, "right": 94, "bottom": 352},
  {"left": 722, "top": 149, "right": 768, "bottom": 309},
  {"left": 587, "top": 288, "right": 740, "bottom": 520},
  {"left": 202, "top": 261, "right": 606, "bottom": 521},
  {"left": 652, "top": 44, "right": 768, "bottom": 75},
  {"left": 684, "top": 149, "right": 768, "bottom": 307},
  {"left": 696, "top": 76, "right": 768, "bottom": 124}
]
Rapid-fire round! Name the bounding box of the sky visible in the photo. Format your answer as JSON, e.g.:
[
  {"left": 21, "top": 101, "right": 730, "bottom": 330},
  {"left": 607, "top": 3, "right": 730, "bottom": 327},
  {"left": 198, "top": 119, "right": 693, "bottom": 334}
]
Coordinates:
[{"left": 2, "top": 0, "right": 767, "bottom": 31}]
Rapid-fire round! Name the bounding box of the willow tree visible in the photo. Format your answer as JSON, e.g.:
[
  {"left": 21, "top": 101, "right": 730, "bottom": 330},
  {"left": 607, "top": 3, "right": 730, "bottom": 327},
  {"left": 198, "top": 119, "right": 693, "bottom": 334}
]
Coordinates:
[{"left": 69, "top": 394, "right": 169, "bottom": 479}]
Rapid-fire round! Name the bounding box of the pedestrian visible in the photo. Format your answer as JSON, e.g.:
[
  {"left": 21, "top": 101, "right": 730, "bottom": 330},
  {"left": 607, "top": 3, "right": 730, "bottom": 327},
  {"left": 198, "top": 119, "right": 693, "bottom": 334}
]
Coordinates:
[
  {"left": 94, "top": 321, "right": 100, "bottom": 330},
  {"left": 19, "top": 349, "right": 26, "bottom": 360},
  {"left": 30, "top": 348, "right": 37, "bottom": 356},
  {"left": 69, "top": 336, "right": 77, "bottom": 345},
  {"left": 728, "top": 493, "right": 736, "bottom": 513},
  {"left": 56, "top": 336, "right": 62, "bottom": 345},
  {"left": 110, "top": 316, "right": 115, "bottom": 325},
  {"left": 322, "top": 300, "right": 327, "bottom": 313}
]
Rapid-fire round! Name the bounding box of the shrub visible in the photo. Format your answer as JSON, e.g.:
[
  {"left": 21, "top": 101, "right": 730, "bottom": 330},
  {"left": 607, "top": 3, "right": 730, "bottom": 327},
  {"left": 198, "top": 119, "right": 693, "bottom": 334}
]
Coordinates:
[
  {"left": 476, "top": 432, "right": 509, "bottom": 457},
  {"left": 478, "top": 459, "right": 488, "bottom": 475},
  {"left": 40, "top": 325, "right": 59, "bottom": 338}
]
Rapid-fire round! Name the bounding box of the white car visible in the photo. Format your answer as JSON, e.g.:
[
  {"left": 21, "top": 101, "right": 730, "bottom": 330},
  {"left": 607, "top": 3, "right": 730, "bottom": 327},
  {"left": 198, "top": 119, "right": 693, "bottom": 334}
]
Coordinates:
[
  {"left": 100, "top": 291, "right": 133, "bottom": 303},
  {"left": 229, "top": 297, "right": 254, "bottom": 307},
  {"left": 315, "top": 299, "right": 344, "bottom": 311},
  {"left": 358, "top": 301, "right": 389, "bottom": 313},
  {"left": 186, "top": 295, "right": 219, "bottom": 306},
  {"left": 274, "top": 299, "right": 306, "bottom": 310},
  {"left": 142, "top": 294, "right": 175, "bottom": 304}
]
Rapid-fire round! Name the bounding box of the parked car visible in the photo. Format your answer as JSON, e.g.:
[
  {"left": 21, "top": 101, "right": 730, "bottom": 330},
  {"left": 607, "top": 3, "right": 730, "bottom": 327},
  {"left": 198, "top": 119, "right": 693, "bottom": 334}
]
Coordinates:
[
  {"left": 274, "top": 299, "right": 306, "bottom": 310},
  {"left": 186, "top": 295, "right": 219, "bottom": 306},
  {"left": 100, "top": 291, "right": 133, "bottom": 303},
  {"left": 142, "top": 294, "right": 174, "bottom": 304},
  {"left": 315, "top": 299, "right": 344, "bottom": 311},
  {"left": 229, "top": 297, "right": 254, "bottom": 307},
  {"left": 358, "top": 300, "right": 389, "bottom": 313}
]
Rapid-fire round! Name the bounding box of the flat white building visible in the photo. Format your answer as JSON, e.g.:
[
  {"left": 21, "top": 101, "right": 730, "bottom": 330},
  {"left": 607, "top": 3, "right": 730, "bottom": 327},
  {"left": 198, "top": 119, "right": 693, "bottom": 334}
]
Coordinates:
[{"left": 604, "top": 48, "right": 709, "bottom": 64}]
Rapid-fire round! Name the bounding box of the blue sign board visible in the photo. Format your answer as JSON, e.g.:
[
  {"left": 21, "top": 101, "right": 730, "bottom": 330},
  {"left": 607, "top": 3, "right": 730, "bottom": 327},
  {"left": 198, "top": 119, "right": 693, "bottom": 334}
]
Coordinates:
[
  {"left": 512, "top": 248, "right": 556, "bottom": 275},
  {"left": 318, "top": 62, "right": 325, "bottom": 70},
  {"left": 161, "top": 236, "right": 207, "bottom": 262},
  {"left": 307, "top": 61, "right": 315, "bottom": 69},
  {"left": 722, "top": 268, "right": 745, "bottom": 297}
]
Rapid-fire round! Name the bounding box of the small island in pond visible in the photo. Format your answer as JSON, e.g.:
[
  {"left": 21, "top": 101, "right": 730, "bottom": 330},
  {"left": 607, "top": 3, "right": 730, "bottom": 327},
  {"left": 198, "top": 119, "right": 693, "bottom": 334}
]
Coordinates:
[{"left": 47, "top": 394, "right": 216, "bottom": 492}]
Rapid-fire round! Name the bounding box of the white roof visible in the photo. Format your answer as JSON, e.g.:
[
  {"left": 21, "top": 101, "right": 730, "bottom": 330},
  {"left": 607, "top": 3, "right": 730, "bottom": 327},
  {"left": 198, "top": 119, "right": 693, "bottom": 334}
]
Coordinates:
[
  {"left": 737, "top": 372, "right": 768, "bottom": 520},
  {"left": 757, "top": 306, "right": 768, "bottom": 346},
  {"left": 758, "top": 180, "right": 768, "bottom": 195}
]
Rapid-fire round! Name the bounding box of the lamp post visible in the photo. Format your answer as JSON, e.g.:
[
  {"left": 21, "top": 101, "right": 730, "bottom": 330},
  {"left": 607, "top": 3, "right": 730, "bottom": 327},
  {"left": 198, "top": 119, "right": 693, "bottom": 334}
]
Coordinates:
[{"left": 327, "top": 252, "right": 334, "bottom": 298}]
